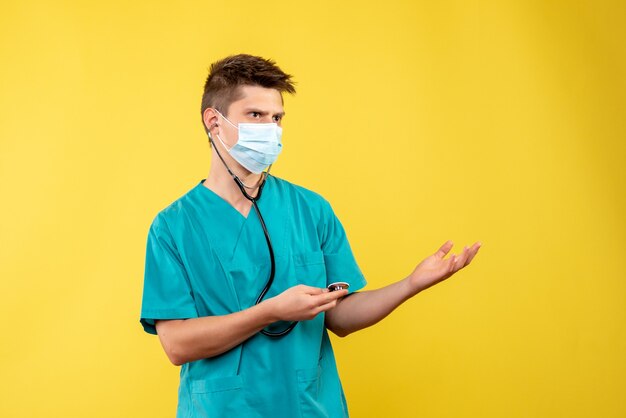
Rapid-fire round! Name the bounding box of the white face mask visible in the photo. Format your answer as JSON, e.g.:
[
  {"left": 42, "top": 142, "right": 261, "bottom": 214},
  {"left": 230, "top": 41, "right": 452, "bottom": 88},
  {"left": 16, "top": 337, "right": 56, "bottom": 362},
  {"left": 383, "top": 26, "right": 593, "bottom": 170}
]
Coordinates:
[{"left": 212, "top": 109, "right": 283, "bottom": 174}]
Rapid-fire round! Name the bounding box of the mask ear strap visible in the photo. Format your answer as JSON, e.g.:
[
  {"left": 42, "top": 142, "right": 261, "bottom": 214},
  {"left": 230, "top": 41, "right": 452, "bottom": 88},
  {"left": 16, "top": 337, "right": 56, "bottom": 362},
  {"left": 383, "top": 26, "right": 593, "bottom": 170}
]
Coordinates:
[
  {"left": 214, "top": 132, "right": 233, "bottom": 152},
  {"left": 208, "top": 109, "right": 233, "bottom": 152},
  {"left": 214, "top": 109, "right": 238, "bottom": 129}
]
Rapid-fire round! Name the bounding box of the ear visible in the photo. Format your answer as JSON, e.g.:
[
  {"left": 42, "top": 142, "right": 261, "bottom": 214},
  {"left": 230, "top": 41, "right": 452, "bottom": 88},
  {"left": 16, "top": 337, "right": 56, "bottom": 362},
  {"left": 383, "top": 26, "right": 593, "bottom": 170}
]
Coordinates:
[{"left": 203, "top": 108, "right": 220, "bottom": 135}]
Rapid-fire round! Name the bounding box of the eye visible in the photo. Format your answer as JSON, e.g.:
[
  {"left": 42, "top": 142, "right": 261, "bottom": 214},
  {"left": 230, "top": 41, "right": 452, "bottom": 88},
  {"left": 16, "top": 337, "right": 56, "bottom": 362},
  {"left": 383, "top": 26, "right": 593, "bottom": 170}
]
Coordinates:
[
  {"left": 273, "top": 115, "right": 283, "bottom": 122},
  {"left": 250, "top": 111, "right": 261, "bottom": 118}
]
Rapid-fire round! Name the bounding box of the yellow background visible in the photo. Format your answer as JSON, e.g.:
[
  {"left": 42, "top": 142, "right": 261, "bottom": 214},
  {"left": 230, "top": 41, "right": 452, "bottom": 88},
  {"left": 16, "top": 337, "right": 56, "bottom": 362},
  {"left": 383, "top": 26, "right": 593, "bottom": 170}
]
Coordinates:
[{"left": 1, "top": 1, "right": 624, "bottom": 417}]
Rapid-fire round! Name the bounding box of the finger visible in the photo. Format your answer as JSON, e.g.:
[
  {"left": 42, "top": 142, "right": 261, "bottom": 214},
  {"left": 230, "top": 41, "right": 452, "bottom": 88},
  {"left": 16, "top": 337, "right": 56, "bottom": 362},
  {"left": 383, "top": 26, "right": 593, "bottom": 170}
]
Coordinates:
[
  {"left": 300, "top": 285, "right": 326, "bottom": 295},
  {"left": 455, "top": 246, "right": 470, "bottom": 270},
  {"left": 323, "top": 288, "right": 349, "bottom": 303},
  {"left": 313, "top": 299, "right": 338, "bottom": 315},
  {"left": 315, "top": 288, "right": 349, "bottom": 304},
  {"left": 447, "top": 254, "right": 457, "bottom": 272},
  {"left": 435, "top": 240, "right": 454, "bottom": 259},
  {"left": 465, "top": 242, "right": 482, "bottom": 265}
]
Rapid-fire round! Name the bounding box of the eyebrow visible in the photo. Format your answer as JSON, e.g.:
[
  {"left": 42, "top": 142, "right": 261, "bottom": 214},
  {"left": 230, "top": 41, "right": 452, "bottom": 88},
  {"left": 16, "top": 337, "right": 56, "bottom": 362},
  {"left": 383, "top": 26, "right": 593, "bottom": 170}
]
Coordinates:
[{"left": 244, "top": 108, "right": 285, "bottom": 117}]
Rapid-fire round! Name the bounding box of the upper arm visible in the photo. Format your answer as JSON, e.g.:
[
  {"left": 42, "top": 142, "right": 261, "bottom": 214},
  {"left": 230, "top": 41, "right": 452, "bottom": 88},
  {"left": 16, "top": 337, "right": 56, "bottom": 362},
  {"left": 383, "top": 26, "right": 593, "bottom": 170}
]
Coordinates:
[
  {"left": 140, "top": 216, "right": 199, "bottom": 335},
  {"left": 319, "top": 199, "right": 367, "bottom": 293},
  {"left": 154, "top": 319, "right": 187, "bottom": 365},
  {"left": 155, "top": 319, "right": 184, "bottom": 344},
  {"left": 155, "top": 319, "right": 184, "bottom": 335}
]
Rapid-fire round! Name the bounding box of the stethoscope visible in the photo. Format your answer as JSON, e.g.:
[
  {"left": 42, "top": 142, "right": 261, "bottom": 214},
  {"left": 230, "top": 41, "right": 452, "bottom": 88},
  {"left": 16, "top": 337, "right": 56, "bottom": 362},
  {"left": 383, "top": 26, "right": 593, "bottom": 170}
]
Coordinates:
[
  {"left": 208, "top": 131, "right": 298, "bottom": 338},
  {"left": 208, "top": 127, "right": 351, "bottom": 336}
]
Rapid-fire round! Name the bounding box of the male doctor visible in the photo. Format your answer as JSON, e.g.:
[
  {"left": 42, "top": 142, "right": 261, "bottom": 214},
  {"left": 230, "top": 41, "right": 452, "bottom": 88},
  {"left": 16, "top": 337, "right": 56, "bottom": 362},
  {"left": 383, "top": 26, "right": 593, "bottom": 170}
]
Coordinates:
[{"left": 140, "top": 53, "right": 481, "bottom": 417}]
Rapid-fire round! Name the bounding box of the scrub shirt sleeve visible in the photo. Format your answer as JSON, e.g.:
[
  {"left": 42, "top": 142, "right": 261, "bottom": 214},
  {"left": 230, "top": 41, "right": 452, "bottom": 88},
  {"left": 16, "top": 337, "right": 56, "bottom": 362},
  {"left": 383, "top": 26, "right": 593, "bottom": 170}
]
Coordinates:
[
  {"left": 140, "top": 214, "right": 198, "bottom": 335},
  {"left": 320, "top": 199, "right": 367, "bottom": 293}
]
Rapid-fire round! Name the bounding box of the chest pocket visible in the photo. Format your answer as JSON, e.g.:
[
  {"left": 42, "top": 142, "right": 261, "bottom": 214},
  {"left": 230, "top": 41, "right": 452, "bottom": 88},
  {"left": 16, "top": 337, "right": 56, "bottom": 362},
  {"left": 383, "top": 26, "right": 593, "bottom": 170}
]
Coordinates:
[{"left": 293, "top": 250, "right": 327, "bottom": 289}]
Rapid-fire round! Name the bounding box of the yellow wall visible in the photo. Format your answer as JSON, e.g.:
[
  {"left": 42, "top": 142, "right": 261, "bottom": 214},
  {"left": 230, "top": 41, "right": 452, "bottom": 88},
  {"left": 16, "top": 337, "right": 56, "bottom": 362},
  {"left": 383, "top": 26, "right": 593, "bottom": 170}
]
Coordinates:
[{"left": 1, "top": 1, "right": 624, "bottom": 416}]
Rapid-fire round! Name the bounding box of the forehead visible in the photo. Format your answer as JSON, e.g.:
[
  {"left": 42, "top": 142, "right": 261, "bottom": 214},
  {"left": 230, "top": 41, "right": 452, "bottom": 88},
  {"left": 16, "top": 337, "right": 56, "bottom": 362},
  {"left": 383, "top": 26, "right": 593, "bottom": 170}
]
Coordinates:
[{"left": 228, "top": 85, "right": 284, "bottom": 114}]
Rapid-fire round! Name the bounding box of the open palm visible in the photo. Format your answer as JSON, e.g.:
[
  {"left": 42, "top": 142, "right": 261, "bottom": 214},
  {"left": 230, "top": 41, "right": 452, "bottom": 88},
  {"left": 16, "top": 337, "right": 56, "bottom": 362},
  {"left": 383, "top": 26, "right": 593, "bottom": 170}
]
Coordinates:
[{"left": 408, "top": 240, "right": 481, "bottom": 293}]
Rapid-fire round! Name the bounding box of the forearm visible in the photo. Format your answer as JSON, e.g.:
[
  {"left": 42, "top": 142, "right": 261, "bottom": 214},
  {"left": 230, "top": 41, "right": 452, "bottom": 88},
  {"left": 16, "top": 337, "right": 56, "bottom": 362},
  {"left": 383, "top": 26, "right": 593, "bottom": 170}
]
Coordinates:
[
  {"left": 325, "top": 277, "right": 418, "bottom": 337},
  {"left": 156, "top": 300, "right": 277, "bottom": 365}
]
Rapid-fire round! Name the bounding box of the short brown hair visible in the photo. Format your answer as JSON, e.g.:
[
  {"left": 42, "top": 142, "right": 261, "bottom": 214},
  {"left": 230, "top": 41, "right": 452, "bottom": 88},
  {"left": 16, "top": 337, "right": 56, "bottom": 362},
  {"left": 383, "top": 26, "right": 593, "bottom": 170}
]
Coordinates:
[{"left": 200, "top": 54, "right": 296, "bottom": 133}]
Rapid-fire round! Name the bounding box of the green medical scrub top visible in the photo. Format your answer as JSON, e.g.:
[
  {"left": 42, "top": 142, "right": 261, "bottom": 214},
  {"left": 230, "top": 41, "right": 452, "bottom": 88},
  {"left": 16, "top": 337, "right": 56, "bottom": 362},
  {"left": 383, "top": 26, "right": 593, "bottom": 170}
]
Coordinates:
[{"left": 140, "top": 175, "right": 367, "bottom": 418}]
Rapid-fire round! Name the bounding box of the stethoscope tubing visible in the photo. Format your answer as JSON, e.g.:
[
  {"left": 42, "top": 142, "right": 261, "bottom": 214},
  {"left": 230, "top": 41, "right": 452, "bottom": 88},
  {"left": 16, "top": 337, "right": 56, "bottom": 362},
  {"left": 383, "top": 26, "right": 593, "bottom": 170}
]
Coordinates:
[
  {"left": 251, "top": 200, "right": 298, "bottom": 337},
  {"left": 209, "top": 134, "right": 297, "bottom": 338}
]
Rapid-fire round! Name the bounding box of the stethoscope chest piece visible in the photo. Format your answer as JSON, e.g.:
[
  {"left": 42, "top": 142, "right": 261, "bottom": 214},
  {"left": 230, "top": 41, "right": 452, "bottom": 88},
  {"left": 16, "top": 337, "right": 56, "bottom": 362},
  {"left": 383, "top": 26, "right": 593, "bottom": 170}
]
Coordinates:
[{"left": 327, "top": 282, "right": 350, "bottom": 292}]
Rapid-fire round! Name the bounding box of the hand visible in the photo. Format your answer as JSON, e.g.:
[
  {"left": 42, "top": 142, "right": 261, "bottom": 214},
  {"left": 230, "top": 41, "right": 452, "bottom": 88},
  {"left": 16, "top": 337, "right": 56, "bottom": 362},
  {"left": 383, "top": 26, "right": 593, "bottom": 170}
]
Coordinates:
[
  {"left": 267, "top": 284, "right": 349, "bottom": 322},
  {"left": 407, "top": 240, "right": 481, "bottom": 294}
]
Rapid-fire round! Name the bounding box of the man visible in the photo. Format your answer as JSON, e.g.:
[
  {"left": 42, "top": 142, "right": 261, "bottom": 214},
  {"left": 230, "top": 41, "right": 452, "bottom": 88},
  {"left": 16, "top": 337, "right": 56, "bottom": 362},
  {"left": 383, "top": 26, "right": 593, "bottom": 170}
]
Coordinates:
[{"left": 140, "top": 54, "right": 481, "bottom": 417}]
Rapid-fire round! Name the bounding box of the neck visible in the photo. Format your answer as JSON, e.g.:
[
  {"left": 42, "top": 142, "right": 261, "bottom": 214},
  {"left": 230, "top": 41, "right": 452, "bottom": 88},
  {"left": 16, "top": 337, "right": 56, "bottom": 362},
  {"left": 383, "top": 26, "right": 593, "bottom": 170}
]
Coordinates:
[{"left": 204, "top": 148, "right": 265, "bottom": 206}]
